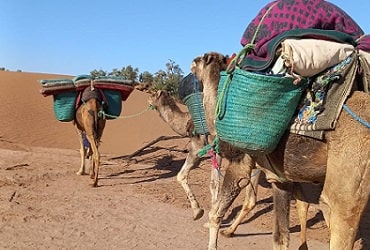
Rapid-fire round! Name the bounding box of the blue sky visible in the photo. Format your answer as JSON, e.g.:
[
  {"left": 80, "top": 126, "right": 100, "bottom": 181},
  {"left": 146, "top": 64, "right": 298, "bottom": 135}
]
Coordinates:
[{"left": 1, "top": 0, "right": 369, "bottom": 76}]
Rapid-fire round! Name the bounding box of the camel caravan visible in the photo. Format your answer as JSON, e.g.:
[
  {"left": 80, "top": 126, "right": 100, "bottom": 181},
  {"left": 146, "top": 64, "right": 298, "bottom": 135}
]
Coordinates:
[
  {"left": 40, "top": 75, "right": 135, "bottom": 187},
  {"left": 37, "top": 0, "right": 370, "bottom": 249},
  {"left": 151, "top": 0, "right": 370, "bottom": 249}
]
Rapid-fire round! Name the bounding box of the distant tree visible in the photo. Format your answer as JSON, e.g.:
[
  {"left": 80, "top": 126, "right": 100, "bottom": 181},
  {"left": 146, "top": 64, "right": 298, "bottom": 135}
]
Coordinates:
[
  {"left": 0, "top": 67, "right": 5, "bottom": 71},
  {"left": 109, "top": 68, "right": 121, "bottom": 77},
  {"left": 90, "top": 69, "right": 107, "bottom": 78},
  {"left": 89, "top": 60, "right": 182, "bottom": 95},
  {"left": 141, "top": 71, "right": 154, "bottom": 83},
  {"left": 105, "top": 65, "right": 139, "bottom": 81},
  {"left": 121, "top": 65, "right": 139, "bottom": 81},
  {"left": 152, "top": 59, "right": 183, "bottom": 98},
  {"left": 152, "top": 69, "right": 167, "bottom": 91}
]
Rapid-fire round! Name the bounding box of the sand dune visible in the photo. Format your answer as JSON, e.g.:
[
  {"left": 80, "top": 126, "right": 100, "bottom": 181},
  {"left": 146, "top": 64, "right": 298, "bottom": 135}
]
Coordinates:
[{"left": 0, "top": 70, "right": 177, "bottom": 155}]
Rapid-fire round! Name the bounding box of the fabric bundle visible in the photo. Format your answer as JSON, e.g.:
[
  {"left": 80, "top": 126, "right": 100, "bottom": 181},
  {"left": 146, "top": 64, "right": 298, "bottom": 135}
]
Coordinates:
[
  {"left": 40, "top": 75, "right": 135, "bottom": 122},
  {"left": 214, "top": 0, "right": 370, "bottom": 153}
]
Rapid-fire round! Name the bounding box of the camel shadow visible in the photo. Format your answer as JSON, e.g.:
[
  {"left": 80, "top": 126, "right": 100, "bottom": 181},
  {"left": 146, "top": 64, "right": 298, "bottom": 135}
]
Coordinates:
[
  {"left": 100, "top": 135, "right": 195, "bottom": 185},
  {"left": 221, "top": 196, "right": 274, "bottom": 228},
  {"left": 102, "top": 156, "right": 187, "bottom": 183},
  {"left": 109, "top": 135, "right": 186, "bottom": 161},
  {"left": 221, "top": 193, "right": 370, "bottom": 248},
  {"left": 289, "top": 210, "right": 325, "bottom": 233}
]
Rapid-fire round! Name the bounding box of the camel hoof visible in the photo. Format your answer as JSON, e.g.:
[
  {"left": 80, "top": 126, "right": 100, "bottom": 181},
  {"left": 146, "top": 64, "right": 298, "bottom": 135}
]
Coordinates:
[
  {"left": 76, "top": 171, "right": 87, "bottom": 176},
  {"left": 89, "top": 182, "right": 98, "bottom": 188},
  {"left": 220, "top": 229, "right": 234, "bottom": 238},
  {"left": 193, "top": 209, "right": 204, "bottom": 220}
]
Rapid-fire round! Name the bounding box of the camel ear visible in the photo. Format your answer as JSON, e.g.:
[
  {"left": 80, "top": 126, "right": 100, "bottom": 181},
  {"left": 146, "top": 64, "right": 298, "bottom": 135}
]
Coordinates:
[
  {"left": 222, "top": 55, "right": 230, "bottom": 70},
  {"left": 223, "top": 55, "right": 229, "bottom": 64},
  {"left": 204, "top": 53, "right": 214, "bottom": 65}
]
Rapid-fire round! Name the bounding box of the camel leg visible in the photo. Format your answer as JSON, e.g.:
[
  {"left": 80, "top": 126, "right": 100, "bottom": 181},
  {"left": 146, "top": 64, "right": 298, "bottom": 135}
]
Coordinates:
[
  {"left": 85, "top": 134, "right": 100, "bottom": 187},
  {"left": 320, "top": 146, "right": 370, "bottom": 249},
  {"left": 220, "top": 168, "right": 261, "bottom": 237},
  {"left": 76, "top": 129, "right": 88, "bottom": 175},
  {"left": 208, "top": 155, "right": 254, "bottom": 250},
  {"left": 209, "top": 153, "right": 223, "bottom": 205},
  {"left": 320, "top": 180, "right": 367, "bottom": 250},
  {"left": 295, "top": 199, "right": 309, "bottom": 250},
  {"left": 291, "top": 184, "right": 309, "bottom": 250},
  {"left": 272, "top": 182, "right": 292, "bottom": 250},
  {"left": 177, "top": 146, "right": 204, "bottom": 220},
  {"left": 202, "top": 154, "right": 222, "bottom": 229}
]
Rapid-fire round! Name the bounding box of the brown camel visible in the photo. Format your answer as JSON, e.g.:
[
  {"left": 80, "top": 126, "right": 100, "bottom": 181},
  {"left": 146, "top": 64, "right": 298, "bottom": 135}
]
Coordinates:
[
  {"left": 148, "top": 73, "right": 310, "bottom": 246},
  {"left": 148, "top": 90, "right": 205, "bottom": 220},
  {"left": 191, "top": 52, "right": 370, "bottom": 250},
  {"left": 148, "top": 89, "right": 262, "bottom": 224},
  {"left": 74, "top": 86, "right": 106, "bottom": 187}
]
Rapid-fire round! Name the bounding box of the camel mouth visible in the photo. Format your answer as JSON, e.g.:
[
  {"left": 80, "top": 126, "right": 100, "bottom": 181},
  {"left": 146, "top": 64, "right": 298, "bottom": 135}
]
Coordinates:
[{"left": 190, "top": 61, "right": 197, "bottom": 73}]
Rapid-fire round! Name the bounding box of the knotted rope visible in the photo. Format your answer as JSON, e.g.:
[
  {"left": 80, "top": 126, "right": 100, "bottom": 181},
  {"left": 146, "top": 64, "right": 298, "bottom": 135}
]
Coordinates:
[{"left": 197, "top": 137, "right": 223, "bottom": 176}]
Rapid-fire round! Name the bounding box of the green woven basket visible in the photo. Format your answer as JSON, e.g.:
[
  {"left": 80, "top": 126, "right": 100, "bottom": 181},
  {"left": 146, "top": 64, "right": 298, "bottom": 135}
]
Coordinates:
[
  {"left": 103, "top": 89, "right": 122, "bottom": 119},
  {"left": 53, "top": 92, "right": 78, "bottom": 122},
  {"left": 215, "top": 69, "right": 306, "bottom": 154},
  {"left": 183, "top": 92, "right": 209, "bottom": 135}
]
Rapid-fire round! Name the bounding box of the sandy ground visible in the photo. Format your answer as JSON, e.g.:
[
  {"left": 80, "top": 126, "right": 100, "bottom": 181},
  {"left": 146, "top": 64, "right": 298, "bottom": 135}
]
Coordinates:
[{"left": 0, "top": 70, "right": 369, "bottom": 249}]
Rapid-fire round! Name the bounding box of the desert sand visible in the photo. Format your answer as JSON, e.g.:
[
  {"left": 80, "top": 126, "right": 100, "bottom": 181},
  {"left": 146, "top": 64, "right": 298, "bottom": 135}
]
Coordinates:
[{"left": 0, "top": 70, "right": 368, "bottom": 249}]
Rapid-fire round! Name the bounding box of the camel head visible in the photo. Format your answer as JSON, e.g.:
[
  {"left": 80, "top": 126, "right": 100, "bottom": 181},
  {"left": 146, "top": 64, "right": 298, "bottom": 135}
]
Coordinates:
[
  {"left": 190, "top": 52, "right": 229, "bottom": 89},
  {"left": 148, "top": 90, "right": 177, "bottom": 110},
  {"left": 190, "top": 52, "right": 229, "bottom": 134},
  {"left": 148, "top": 89, "right": 194, "bottom": 137}
]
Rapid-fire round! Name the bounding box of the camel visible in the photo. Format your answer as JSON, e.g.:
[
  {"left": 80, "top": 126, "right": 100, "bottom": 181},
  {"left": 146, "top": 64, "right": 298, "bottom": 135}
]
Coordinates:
[
  {"left": 148, "top": 89, "right": 263, "bottom": 224},
  {"left": 148, "top": 73, "right": 311, "bottom": 247},
  {"left": 74, "top": 85, "right": 106, "bottom": 187},
  {"left": 191, "top": 52, "right": 370, "bottom": 250},
  {"left": 148, "top": 89, "right": 211, "bottom": 220}
]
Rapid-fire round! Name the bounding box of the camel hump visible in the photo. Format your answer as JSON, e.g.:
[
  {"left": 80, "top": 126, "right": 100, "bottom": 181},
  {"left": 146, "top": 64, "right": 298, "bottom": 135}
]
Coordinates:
[{"left": 81, "top": 86, "right": 103, "bottom": 103}]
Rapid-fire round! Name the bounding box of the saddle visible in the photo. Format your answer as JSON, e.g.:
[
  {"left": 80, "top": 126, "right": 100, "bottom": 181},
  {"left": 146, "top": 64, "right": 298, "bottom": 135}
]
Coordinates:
[
  {"left": 75, "top": 86, "right": 109, "bottom": 110},
  {"left": 290, "top": 51, "right": 370, "bottom": 139}
]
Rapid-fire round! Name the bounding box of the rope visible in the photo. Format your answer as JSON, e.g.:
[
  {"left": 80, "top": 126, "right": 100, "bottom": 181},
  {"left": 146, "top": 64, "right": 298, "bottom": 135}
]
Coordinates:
[
  {"left": 197, "top": 136, "right": 222, "bottom": 176},
  {"left": 99, "top": 106, "right": 151, "bottom": 119},
  {"left": 197, "top": 137, "right": 219, "bottom": 157},
  {"left": 215, "top": 2, "right": 278, "bottom": 120},
  {"left": 343, "top": 104, "right": 370, "bottom": 128}
]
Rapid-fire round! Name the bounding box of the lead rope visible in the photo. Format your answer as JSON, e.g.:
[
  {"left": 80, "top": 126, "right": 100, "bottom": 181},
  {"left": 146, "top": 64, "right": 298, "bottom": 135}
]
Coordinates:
[
  {"left": 98, "top": 106, "right": 151, "bottom": 119},
  {"left": 343, "top": 104, "right": 370, "bottom": 128}
]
